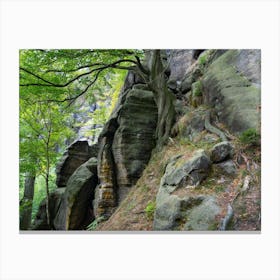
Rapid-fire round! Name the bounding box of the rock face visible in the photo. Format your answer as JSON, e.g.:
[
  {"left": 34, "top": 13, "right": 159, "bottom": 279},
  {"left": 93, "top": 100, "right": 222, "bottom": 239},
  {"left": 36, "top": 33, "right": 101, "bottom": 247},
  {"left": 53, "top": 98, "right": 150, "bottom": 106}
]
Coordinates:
[
  {"left": 54, "top": 157, "right": 98, "bottom": 230},
  {"left": 166, "top": 50, "right": 196, "bottom": 91},
  {"left": 184, "top": 196, "right": 221, "bottom": 230},
  {"left": 163, "top": 150, "right": 211, "bottom": 189},
  {"left": 32, "top": 188, "right": 65, "bottom": 230},
  {"left": 56, "top": 140, "right": 91, "bottom": 188},
  {"left": 95, "top": 83, "right": 158, "bottom": 219},
  {"left": 112, "top": 87, "right": 158, "bottom": 200},
  {"left": 153, "top": 150, "right": 219, "bottom": 230},
  {"left": 210, "top": 141, "right": 234, "bottom": 163},
  {"left": 202, "top": 50, "right": 261, "bottom": 134}
]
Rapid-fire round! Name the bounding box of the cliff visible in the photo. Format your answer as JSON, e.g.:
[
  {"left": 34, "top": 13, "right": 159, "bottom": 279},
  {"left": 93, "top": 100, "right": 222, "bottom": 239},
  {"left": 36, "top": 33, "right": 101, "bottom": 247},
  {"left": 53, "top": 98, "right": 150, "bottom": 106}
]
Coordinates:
[{"left": 33, "top": 49, "right": 261, "bottom": 231}]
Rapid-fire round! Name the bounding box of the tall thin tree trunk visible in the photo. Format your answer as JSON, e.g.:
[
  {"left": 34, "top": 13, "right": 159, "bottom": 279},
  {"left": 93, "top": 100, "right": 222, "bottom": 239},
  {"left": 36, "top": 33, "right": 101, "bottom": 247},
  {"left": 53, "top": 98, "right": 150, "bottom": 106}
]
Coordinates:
[
  {"left": 20, "top": 173, "right": 35, "bottom": 230},
  {"left": 45, "top": 148, "right": 51, "bottom": 228}
]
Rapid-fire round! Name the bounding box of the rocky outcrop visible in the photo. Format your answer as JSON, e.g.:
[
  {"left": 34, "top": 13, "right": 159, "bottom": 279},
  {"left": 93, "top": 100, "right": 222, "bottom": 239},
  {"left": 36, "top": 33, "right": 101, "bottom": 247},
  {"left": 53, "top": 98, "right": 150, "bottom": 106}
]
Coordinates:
[
  {"left": 202, "top": 50, "right": 261, "bottom": 134},
  {"left": 32, "top": 188, "right": 65, "bottom": 230},
  {"left": 153, "top": 150, "right": 217, "bottom": 230},
  {"left": 95, "top": 84, "right": 158, "bottom": 219},
  {"left": 54, "top": 157, "right": 98, "bottom": 230},
  {"left": 210, "top": 141, "right": 234, "bottom": 163},
  {"left": 166, "top": 50, "right": 196, "bottom": 92},
  {"left": 55, "top": 140, "right": 91, "bottom": 188},
  {"left": 34, "top": 49, "right": 260, "bottom": 232},
  {"left": 112, "top": 87, "right": 158, "bottom": 200}
]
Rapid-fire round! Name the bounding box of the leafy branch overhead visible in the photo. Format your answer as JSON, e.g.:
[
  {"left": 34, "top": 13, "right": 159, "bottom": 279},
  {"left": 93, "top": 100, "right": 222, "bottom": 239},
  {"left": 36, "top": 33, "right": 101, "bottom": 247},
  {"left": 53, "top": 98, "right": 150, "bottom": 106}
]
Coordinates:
[{"left": 20, "top": 49, "right": 146, "bottom": 105}]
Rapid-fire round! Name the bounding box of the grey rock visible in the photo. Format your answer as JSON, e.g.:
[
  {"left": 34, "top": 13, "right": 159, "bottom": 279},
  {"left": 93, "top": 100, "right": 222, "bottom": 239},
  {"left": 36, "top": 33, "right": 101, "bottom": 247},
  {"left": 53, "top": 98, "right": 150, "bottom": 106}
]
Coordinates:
[
  {"left": 96, "top": 82, "right": 158, "bottom": 220},
  {"left": 202, "top": 49, "right": 261, "bottom": 134},
  {"left": 111, "top": 87, "right": 158, "bottom": 195},
  {"left": 183, "top": 110, "right": 205, "bottom": 140},
  {"left": 153, "top": 194, "right": 182, "bottom": 230},
  {"left": 32, "top": 188, "right": 65, "bottom": 230},
  {"left": 153, "top": 150, "right": 213, "bottom": 230},
  {"left": 184, "top": 196, "right": 221, "bottom": 231},
  {"left": 162, "top": 150, "right": 211, "bottom": 191},
  {"left": 167, "top": 50, "right": 195, "bottom": 91},
  {"left": 56, "top": 140, "right": 90, "bottom": 188},
  {"left": 54, "top": 157, "right": 98, "bottom": 230},
  {"left": 210, "top": 141, "right": 234, "bottom": 163},
  {"left": 216, "top": 160, "right": 237, "bottom": 175}
]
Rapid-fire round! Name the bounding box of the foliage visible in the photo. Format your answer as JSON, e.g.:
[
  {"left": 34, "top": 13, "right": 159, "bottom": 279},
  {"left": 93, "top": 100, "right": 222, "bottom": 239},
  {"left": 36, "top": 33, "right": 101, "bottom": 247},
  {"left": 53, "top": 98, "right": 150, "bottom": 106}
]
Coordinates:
[
  {"left": 19, "top": 49, "right": 141, "bottom": 226},
  {"left": 145, "top": 201, "right": 156, "bottom": 220},
  {"left": 192, "top": 80, "right": 203, "bottom": 97},
  {"left": 239, "top": 128, "right": 260, "bottom": 146},
  {"left": 198, "top": 54, "right": 207, "bottom": 66},
  {"left": 86, "top": 216, "right": 106, "bottom": 230}
]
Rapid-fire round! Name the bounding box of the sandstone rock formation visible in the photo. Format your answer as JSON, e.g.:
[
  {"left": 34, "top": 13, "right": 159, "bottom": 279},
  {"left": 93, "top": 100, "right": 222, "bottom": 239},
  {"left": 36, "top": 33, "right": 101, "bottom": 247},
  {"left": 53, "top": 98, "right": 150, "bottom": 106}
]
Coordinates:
[
  {"left": 32, "top": 188, "right": 65, "bottom": 230},
  {"left": 202, "top": 50, "right": 261, "bottom": 134},
  {"left": 56, "top": 140, "right": 91, "bottom": 188},
  {"left": 54, "top": 157, "right": 98, "bottom": 230},
  {"left": 95, "top": 83, "right": 158, "bottom": 218},
  {"left": 32, "top": 49, "right": 261, "bottom": 231}
]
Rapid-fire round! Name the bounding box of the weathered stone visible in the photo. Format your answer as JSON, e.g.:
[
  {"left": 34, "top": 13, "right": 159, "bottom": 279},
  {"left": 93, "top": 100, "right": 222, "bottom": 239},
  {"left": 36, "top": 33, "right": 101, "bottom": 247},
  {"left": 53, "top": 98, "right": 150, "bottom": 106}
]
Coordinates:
[
  {"left": 153, "top": 149, "right": 216, "bottom": 230},
  {"left": 94, "top": 140, "right": 117, "bottom": 219},
  {"left": 112, "top": 87, "right": 158, "bottom": 197},
  {"left": 163, "top": 149, "right": 211, "bottom": 191},
  {"left": 167, "top": 50, "right": 196, "bottom": 91},
  {"left": 210, "top": 141, "right": 234, "bottom": 163},
  {"left": 54, "top": 157, "right": 98, "bottom": 230},
  {"left": 153, "top": 194, "right": 182, "bottom": 230},
  {"left": 216, "top": 160, "right": 237, "bottom": 175},
  {"left": 89, "top": 143, "right": 99, "bottom": 158},
  {"left": 184, "top": 196, "right": 221, "bottom": 230},
  {"left": 202, "top": 49, "right": 261, "bottom": 134},
  {"left": 32, "top": 188, "right": 65, "bottom": 230},
  {"left": 56, "top": 140, "right": 90, "bottom": 188}
]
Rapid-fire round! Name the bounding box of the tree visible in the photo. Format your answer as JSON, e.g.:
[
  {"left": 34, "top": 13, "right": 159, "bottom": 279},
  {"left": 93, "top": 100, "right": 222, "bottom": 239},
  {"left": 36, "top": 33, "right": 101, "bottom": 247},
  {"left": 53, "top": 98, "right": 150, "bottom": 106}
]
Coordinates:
[
  {"left": 19, "top": 49, "right": 176, "bottom": 148},
  {"left": 19, "top": 98, "right": 74, "bottom": 228}
]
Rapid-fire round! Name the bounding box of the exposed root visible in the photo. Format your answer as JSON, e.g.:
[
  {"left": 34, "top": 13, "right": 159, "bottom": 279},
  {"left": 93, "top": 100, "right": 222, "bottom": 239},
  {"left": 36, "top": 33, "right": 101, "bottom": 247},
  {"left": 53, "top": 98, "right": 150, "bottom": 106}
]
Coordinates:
[
  {"left": 219, "top": 204, "right": 234, "bottom": 230},
  {"left": 205, "top": 109, "right": 227, "bottom": 141}
]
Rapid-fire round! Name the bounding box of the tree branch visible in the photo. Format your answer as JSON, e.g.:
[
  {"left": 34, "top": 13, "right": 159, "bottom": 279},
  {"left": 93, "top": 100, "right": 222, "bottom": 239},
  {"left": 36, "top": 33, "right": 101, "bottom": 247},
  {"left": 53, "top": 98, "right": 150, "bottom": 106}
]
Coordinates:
[{"left": 20, "top": 59, "right": 138, "bottom": 87}]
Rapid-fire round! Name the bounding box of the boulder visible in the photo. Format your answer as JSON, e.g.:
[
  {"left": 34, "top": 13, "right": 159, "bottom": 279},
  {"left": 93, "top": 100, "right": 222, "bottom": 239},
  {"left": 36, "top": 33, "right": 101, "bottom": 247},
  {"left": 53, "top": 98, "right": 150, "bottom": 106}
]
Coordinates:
[
  {"left": 202, "top": 49, "right": 261, "bottom": 134},
  {"left": 153, "top": 150, "right": 217, "bottom": 231},
  {"left": 56, "top": 140, "right": 91, "bottom": 188},
  {"left": 54, "top": 157, "right": 98, "bottom": 230},
  {"left": 210, "top": 141, "right": 234, "bottom": 163},
  {"left": 215, "top": 160, "right": 237, "bottom": 175},
  {"left": 184, "top": 196, "right": 221, "bottom": 230},
  {"left": 32, "top": 188, "right": 65, "bottom": 230},
  {"left": 162, "top": 150, "right": 211, "bottom": 191}
]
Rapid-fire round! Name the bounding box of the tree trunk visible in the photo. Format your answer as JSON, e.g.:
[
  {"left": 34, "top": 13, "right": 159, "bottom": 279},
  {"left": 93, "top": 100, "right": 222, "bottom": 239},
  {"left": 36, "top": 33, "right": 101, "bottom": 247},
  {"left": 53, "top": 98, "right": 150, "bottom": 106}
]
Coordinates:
[
  {"left": 20, "top": 173, "right": 35, "bottom": 230},
  {"left": 147, "top": 50, "right": 176, "bottom": 148}
]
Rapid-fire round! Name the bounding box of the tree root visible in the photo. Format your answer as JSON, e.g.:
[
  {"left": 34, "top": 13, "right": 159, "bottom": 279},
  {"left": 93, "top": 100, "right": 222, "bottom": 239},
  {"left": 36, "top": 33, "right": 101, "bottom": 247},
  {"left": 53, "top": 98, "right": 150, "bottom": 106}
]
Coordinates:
[
  {"left": 219, "top": 204, "right": 234, "bottom": 230},
  {"left": 205, "top": 109, "right": 227, "bottom": 141}
]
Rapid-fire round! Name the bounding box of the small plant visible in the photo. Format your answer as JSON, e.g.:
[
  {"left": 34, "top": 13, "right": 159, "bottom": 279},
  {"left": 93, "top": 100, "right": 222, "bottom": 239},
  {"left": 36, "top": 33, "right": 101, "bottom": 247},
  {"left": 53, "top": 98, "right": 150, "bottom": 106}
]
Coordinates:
[
  {"left": 239, "top": 128, "right": 260, "bottom": 146},
  {"left": 192, "top": 80, "right": 203, "bottom": 97},
  {"left": 198, "top": 54, "right": 207, "bottom": 66},
  {"left": 145, "top": 201, "right": 156, "bottom": 220},
  {"left": 86, "top": 216, "right": 106, "bottom": 231}
]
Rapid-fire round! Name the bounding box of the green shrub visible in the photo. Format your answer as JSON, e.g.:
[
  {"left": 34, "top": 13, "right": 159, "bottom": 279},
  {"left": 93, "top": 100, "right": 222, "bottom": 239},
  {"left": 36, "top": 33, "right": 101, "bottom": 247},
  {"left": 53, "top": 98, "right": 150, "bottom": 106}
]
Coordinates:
[
  {"left": 87, "top": 216, "right": 106, "bottom": 230},
  {"left": 192, "top": 80, "right": 203, "bottom": 97},
  {"left": 239, "top": 128, "right": 260, "bottom": 146},
  {"left": 145, "top": 201, "right": 156, "bottom": 220},
  {"left": 198, "top": 54, "right": 207, "bottom": 66}
]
